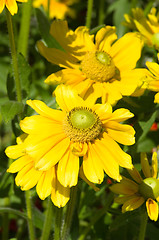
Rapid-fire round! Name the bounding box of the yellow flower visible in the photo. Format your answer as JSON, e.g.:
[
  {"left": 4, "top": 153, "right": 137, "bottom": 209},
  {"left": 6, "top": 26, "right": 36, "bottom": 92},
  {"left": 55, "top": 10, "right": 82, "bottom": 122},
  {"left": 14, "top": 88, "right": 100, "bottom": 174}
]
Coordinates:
[
  {"left": 124, "top": 7, "right": 159, "bottom": 49},
  {"left": 6, "top": 85, "right": 135, "bottom": 189},
  {"left": 110, "top": 152, "right": 159, "bottom": 221},
  {"left": 141, "top": 55, "right": 159, "bottom": 103},
  {"left": 0, "top": 0, "right": 27, "bottom": 15},
  {"left": 6, "top": 134, "right": 70, "bottom": 208},
  {"left": 33, "top": 0, "right": 78, "bottom": 19},
  {"left": 37, "top": 20, "right": 146, "bottom": 105}
]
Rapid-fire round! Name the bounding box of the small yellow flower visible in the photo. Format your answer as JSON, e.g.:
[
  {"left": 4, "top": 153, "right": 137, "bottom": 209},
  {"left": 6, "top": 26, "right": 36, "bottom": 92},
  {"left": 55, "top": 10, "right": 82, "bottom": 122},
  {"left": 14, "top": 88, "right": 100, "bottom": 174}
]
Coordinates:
[
  {"left": 0, "top": 0, "right": 27, "bottom": 15},
  {"left": 37, "top": 20, "right": 147, "bottom": 105},
  {"left": 6, "top": 134, "right": 70, "bottom": 208},
  {"left": 124, "top": 7, "right": 159, "bottom": 50},
  {"left": 110, "top": 152, "right": 159, "bottom": 221},
  {"left": 142, "top": 55, "right": 159, "bottom": 103},
  {"left": 33, "top": 0, "right": 78, "bottom": 19},
  {"left": 6, "top": 85, "right": 135, "bottom": 189}
]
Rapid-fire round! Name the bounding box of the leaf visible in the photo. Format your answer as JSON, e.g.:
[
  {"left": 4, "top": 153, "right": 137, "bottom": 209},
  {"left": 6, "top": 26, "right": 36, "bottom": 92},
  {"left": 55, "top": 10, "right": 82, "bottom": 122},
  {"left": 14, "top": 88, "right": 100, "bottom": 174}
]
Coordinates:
[
  {"left": 1, "top": 101, "right": 24, "bottom": 122},
  {"left": 0, "top": 207, "right": 27, "bottom": 220},
  {"left": 32, "top": 206, "right": 45, "bottom": 229},
  {"left": 35, "top": 8, "right": 64, "bottom": 50}
]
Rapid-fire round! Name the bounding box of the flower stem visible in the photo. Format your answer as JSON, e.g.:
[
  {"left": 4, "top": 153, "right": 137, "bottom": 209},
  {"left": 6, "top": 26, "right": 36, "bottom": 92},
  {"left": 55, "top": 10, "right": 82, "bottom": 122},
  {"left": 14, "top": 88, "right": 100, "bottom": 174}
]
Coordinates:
[
  {"left": 98, "top": 0, "right": 105, "bottom": 25},
  {"left": 138, "top": 209, "right": 148, "bottom": 240},
  {"left": 54, "top": 207, "right": 63, "bottom": 240},
  {"left": 18, "top": 0, "right": 32, "bottom": 58},
  {"left": 25, "top": 191, "right": 36, "bottom": 240},
  {"left": 40, "top": 197, "right": 53, "bottom": 240},
  {"left": 78, "top": 192, "right": 114, "bottom": 240},
  {"left": 86, "top": 0, "right": 94, "bottom": 29},
  {"left": 5, "top": 8, "right": 22, "bottom": 103},
  {"left": 61, "top": 186, "right": 78, "bottom": 240}
]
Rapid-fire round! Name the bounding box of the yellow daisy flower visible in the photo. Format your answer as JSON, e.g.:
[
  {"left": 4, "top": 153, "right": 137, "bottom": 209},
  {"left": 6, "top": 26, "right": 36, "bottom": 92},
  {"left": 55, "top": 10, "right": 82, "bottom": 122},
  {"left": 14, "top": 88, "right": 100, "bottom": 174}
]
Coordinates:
[
  {"left": 110, "top": 152, "right": 159, "bottom": 221},
  {"left": 33, "top": 0, "right": 78, "bottom": 19},
  {"left": 124, "top": 7, "right": 159, "bottom": 49},
  {"left": 141, "top": 55, "right": 159, "bottom": 103},
  {"left": 6, "top": 134, "right": 70, "bottom": 208},
  {"left": 0, "top": 0, "right": 27, "bottom": 15},
  {"left": 6, "top": 85, "right": 135, "bottom": 188},
  {"left": 37, "top": 20, "right": 146, "bottom": 105}
]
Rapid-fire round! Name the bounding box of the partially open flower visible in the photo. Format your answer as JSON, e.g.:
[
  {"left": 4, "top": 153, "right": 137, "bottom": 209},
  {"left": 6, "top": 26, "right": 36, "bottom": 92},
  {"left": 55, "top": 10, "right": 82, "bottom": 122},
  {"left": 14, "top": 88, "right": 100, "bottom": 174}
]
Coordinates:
[
  {"left": 0, "top": 0, "right": 27, "bottom": 15},
  {"left": 37, "top": 20, "right": 147, "bottom": 105},
  {"left": 110, "top": 152, "right": 159, "bottom": 221}
]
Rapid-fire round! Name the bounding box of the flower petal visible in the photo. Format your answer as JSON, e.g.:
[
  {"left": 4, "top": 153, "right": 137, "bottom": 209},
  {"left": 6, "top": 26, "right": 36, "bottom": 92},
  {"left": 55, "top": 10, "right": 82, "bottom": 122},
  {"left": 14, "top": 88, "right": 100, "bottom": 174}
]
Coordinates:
[
  {"left": 7, "top": 155, "right": 32, "bottom": 173},
  {"left": 151, "top": 152, "right": 158, "bottom": 178},
  {"left": 36, "top": 168, "right": 54, "bottom": 200},
  {"left": 6, "top": 0, "right": 18, "bottom": 15},
  {"left": 110, "top": 32, "right": 143, "bottom": 70},
  {"left": 141, "top": 153, "right": 151, "bottom": 178},
  {"left": 95, "top": 26, "right": 117, "bottom": 52},
  {"left": 5, "top": 144, "right": 25, "bottom": 159},
  {"left": 110, "top": 108, "right": 134, "bottom": 122},
  {"left": 127, "top": 168, "right": 143, "bottom": 184},
  {"left": 110, "top": 177, "right": 139, "bottom": 195},
  {"left": 122, "top": 196, "right": 144, "bottom": 212},
  {"left": 57, "top": 150, "right": 79, "bottom": 187},
  {"left": 146, "top": 198, "right": 158, "bottom": 221}
]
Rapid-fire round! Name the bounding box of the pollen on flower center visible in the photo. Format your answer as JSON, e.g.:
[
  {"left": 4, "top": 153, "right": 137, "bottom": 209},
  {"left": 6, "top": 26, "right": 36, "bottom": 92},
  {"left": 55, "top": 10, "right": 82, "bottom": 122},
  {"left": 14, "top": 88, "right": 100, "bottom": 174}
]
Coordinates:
[
  {"left": 80, "top": 51, "right": 116, "bottom": 82},
  {"left": 139, "top": 178, "right": 159, "bottom": 200},
  {"left": 63, "top": 107, "right": 103, "bottom": 142}
]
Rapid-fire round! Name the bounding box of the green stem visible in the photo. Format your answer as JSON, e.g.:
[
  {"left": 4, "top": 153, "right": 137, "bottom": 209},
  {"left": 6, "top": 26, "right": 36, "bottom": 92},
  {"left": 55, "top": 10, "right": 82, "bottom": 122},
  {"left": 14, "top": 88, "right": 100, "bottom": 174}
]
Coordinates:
[
  {"left": 61, "top": 186, "right": 78, "bottom": 240},
  {"left": 2, "top": 213, "right": 9, "bottom": 240},
  {"left": 25, "top": 191, "right": 36, "bottom": 240},
  {"left": 86, "top": 0, "right": 94, "bottom": 29},
  {"left": 18, "top": 0, "right": 32, "bottom": 58},
  {"left": 98, "top": 0, "right": 105, "bottom": 25},
  {"left": 78, "top": 192, "right": 114, "bottom": 240},
  {"left": 5, "top": 8, "right": 22, "bottom": 103},
  {"left": 0, "top": 207, "right": 27, "bottom": 219},
  {"left": 138, "top": 209, "right": 148, "bottom": 240},
  {"left": 40, "top": 197, "right": 53, "bottom": 240},
  {"left": 54, "top": 207, "right": 63, "bottom": 240}
]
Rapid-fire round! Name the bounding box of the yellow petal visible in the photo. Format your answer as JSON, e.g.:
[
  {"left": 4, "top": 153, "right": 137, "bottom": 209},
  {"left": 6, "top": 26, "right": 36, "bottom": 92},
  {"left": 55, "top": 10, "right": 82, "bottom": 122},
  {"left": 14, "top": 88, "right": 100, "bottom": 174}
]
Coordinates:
[
  {"left": 110, "top": 32, "right": 143, "bottom": 70},
  {"left": 110, "top": 108, "right": 134, "bottom": 122},
  {"left": 95, "top": 26, "right": 117, "bottom": 52},
  {"left": 101, "top": 133, "right": 133, "bottom": 170},
  {"left": 122, "top": 196, "right": 144, "bottom": 212},
  {"left": 36, "top": 168, "right": 54, "bottom": 200},
  {"left": 51, "top": 167, "right": 70, "bottom": 208},
  {"left": 114, "top": 195, "right": 136, "bottom": 204},
  {"left": 7, "top": 155, "right": 32, "bottom": 173},
  {"left": 6, "top": 0, "right": 18, "bottom": 15},
  {"left": 54, "top": 85, "right": 85, "bottom": 112},
  {"left": 83, "top": 142, "right": 104, "bottom": 184},
  {"left": 134, "top": 20, "right": 153, "bottom": 43},
  {"left": 5, "top": 144, "right": 25, "bottom": 159},
  {"left": 34, "top": 137, "right": 70, "bottom": 171},
  {"left": 154, "top": 92, "right": 159, "bottom": 103},
  {"left": 79, "top": 165, "right": 100, "bottom": 192},
  {"left": 0, "top": 0, "right": 6, "bottom": 14},
  {"left": 37, "top": 41, "right": 78, "bottom": 69},
  {"left": 146, "top": 198, "right": 158, "bottom": 221},
  {"left": 141, "top": 153, "right": 151, "bottom": 178},
  {"left": 151, "top": 152, "right": 158, "bottom": 178},
  {"left": 127, "top": 168, "right": 143, "bottom": 184},
  {"left": 146, "top": 61, "right": 159, "bottom": 77},
  {"left": 57, "top": 150, "right": 79, "bottom": 187},
  {"left": 26, "top": 99, "right": 65, "bottom": 121},
  {"left": 110, "top": 177, "right": 139, "bottom": 195},
  {"left": 105, "top": 121, "right": 135, "bottom": 145}
]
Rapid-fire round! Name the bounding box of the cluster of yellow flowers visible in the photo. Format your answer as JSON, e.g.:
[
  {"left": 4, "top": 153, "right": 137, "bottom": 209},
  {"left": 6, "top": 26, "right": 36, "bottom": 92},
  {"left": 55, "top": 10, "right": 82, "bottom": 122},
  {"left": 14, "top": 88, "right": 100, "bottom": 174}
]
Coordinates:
[{"left": 3, "top": 1, "right": 159, "bottom": 221}]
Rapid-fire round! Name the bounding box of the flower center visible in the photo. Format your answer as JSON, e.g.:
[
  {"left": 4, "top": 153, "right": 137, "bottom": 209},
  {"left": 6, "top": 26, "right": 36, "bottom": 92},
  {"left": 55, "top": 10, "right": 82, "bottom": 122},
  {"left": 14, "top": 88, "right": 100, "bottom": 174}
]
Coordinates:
[
  {"left": 80, "top": 51, "right": 116, "bottom": 82},
  {"left": 151, "top": 33, "right": 159, "bottom": 49},
  {"left": 139, "top": 177, "right": 159, "bottom": 200},
  {"left": 63, "top": 107, "right": 103, "bottom": 142}
]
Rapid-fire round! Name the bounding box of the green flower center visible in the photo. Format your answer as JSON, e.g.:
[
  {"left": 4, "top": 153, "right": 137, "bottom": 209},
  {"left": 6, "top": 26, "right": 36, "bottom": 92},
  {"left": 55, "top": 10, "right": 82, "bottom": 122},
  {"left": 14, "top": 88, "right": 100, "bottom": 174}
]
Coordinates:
[
  {"left": 80, "top": 51, "right": 116, "bottom": 82},
  {"left": 139, "top": 177, "right": 159, "bottom": 200},
  {"left": 63, "top": 107, "right": 103, "bottom": 142},
  {"left": 151, "top": 33, "right": 159, "bottom": 48}
]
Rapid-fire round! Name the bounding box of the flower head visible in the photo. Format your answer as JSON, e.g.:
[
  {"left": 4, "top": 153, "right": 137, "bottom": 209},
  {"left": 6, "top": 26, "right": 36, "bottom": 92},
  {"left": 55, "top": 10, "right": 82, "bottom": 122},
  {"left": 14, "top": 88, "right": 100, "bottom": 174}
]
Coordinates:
[
  {"left": 124, "top": 7, "right": 159, "bottom": 50},
  {"left": 141, "top": 55, "right": 159, "bottom": 103},
  {"left": 37, "top": 20, "right": 146, "bottom": 105},
  {"left": 6, "top": 134, "right": 70, "bottom": 208},
  {"left": 6, "top": 85, "right": 135, "bottom": 189},
  {"left": 110, "top": 152, "right": 159, "bottom": 221},
  {"left": 0, "top": 0, "right": 27, "bottom": 15},
  {"left": 33, "top": 0, "right": 78, "bottom": 19}
]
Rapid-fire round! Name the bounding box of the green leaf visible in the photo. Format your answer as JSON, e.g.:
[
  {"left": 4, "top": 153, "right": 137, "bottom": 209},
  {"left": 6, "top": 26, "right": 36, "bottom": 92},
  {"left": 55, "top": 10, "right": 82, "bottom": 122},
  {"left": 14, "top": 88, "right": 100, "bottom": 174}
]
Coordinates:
[
  {"left": 0, "top": 207, "right": 27, "bottom": 220},
  {"left": 32, "top": 206, "right": 45, "bottom": 229},
  {"left": 35, "top": 8, "right": 64, "bottom": 50},
  {"left": 1, "top": 101, "right": 24, "bottom": 122}
]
